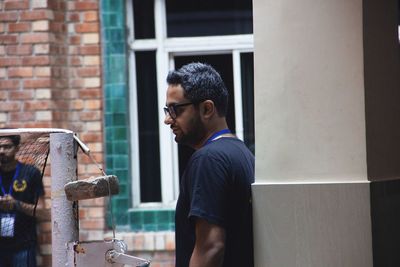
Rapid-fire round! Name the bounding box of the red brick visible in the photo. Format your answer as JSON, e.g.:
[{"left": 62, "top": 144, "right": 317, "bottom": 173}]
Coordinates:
[
  {"left": 84, "top": 11, "right": 98, "bottom": 22},
  {"left": 34, "top": 67, "right": 51, "bottom": 77},
  {"left": 0, "top": 35, "right": 18, "bottom": 44},
  {"left": 0, "top": 91, "right": 7, "bottom": 100},
  {"left": 23, "top": 100, "right": 51, "bottom": 110},
  {"left": 70, "top": 57, "right": 82, "bottom": 66},
  {"left": 4, "top": 1, "right": 30, "bottom": 10},
  {"left": 20, "top": 10, "right": 53, "bottom": 21},
  {"left": 9, "top": 89, "right": 34, "bottom": 99},
  {"left": 20, "top": 33, "right": 50, "bottom": 44},
  {"left": 22, "top": 56, "right": 50, "bottom": 66},
  {"left": 0, "top": 57, "right": 21, "bottom": 67},
  {"left": 68, "top": 46, "right": 79, "bottom": 55},
  {"left": 69, "top": 36, "right": 81, "bottom": 45},
  {"left": 80, "top": 219, "right": 104, "bottom": 230},
  {"left": 51, "top": 100, "right": 68, "bottom": 109},
  {"left": 72, "top": 2, "right": 98, "bottom": 11},
  {"left": 80, "top": 132, "right": 102, "bottom": 142},
  {"left": 0, "top": 12, "right": 18, "bottom": 22},
  {"left": 23, "top": 121, "right": 52, "bottom": 128},
  {"left": 68, "top": 12, "right": 80, "bottom": 22},
  {"left": 8, "top": 22, "right": 31, "bottom": 32},
  {"left": 79, "top": 152, "right": 102, "bottom": 163},
  {"left": 23, "top": 78, "right": 51, "bottom": 88},
  {"left": 79, "top": 45, "right": 100, "bottom": 55},
  {"left": 40, "top": 255, "right": 51, "bottom": 267},
  {"left": 49, "top": 22, "right": 64, "bottom": 33},
  {"left": 75, "top": 23, "right": 99, "bottom": 33},
  {"left": 8, "top": 67, "right": 33, "bottom": 77},
  {"left": 0, "top": 101, "right": 21, "bottom": 111},
  {"left": 53, "top": 57, "right": 67, "bottom": 66},
  {"left": 6, "top": 45, "right": 32, "bottom": 55},
  {"left": 54, "top": 12, "right": 65, "bottom": 21},
  {"left": 38, "top": 221, "right": 52, "bottom": 233},
  {"left": 52, "top": 111, "right": 66, "bottom": 120},
  {"left": 71, "top": 99, "right": 84, "bottom": 109},
  {"left": 0, "top": 79, "right": 19, "bottom": 89},
  {"left": 37, "top": 232, "right": 52, "bottom": 244},
  {"left": 10, "top": 111, "right": 35, "bottom": 121},
  {"left": 79, "top": 111, "right": 101, "bottom": 121},
  {"left": 79, "top": 88, "right": 101, "bottom": 99},
  {"left": 77, "top": 66, "right": 100, "bottom": 77}
]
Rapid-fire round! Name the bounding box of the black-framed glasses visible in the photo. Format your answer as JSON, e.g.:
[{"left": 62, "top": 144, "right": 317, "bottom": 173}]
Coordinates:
[
  {"left": 163, "top": 101, "right": 193, "bottom": 119},
  {"left": 0, "top": 144, "right": 15, "bottom": 151}
]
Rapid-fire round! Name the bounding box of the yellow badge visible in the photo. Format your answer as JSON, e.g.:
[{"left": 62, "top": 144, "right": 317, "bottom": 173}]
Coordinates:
[{"left": 13, "top": 179, "right": 27, "bottom": 192}]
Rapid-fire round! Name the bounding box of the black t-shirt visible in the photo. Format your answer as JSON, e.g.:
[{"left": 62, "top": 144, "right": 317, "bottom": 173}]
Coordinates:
[
  {"left": 175, "top": 137, "right": 255, "bottom": 267},
  {"left": 0, "top": 162, "right": 44, "bottom": 250}
]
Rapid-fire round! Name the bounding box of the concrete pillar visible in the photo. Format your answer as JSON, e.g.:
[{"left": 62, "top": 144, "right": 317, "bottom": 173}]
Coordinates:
[
  {"left": 50, "top": 133, "right": 79, "bottom": 267},
  {"left": 252, "top": 0, "right": 399, "bottom": 265}
]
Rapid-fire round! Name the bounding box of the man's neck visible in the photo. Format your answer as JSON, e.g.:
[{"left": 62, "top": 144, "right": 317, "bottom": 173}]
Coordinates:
[
  {"left": 194, "top": 120, "right": 231, "bottom": 150},
  {"left": 0, "top": 160, "right": 18, "bottom": 173}
]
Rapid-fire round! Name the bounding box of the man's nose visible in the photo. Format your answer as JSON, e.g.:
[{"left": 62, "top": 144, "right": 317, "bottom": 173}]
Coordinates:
[{"left": 164, "top": 114, "right": 173, "bottom": 125}]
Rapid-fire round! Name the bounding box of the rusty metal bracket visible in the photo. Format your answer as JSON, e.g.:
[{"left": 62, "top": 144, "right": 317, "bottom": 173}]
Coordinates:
[{"left": 67, "top": 239, "right": 151, "bottom": 267}]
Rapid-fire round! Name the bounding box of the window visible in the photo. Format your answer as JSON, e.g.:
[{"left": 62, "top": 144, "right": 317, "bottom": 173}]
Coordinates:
[{"left": 127, "top": 0, "right": 254, "bottom": 208}]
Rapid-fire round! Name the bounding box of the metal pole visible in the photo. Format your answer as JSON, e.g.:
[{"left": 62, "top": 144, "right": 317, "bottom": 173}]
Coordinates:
[{"left": 50, "top": 133, "right": 79, "bottom": 266}]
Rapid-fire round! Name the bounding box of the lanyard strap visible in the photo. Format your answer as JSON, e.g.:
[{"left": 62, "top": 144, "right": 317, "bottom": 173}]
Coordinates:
[
  {"left": 204, "top": 129, "right": 231, "bottom": 146},
  {"left": 0, "top": 162, "right": 21, "bottom": 195}
]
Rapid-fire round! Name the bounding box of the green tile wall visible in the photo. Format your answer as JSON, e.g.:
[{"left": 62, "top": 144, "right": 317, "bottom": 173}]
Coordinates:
[
  {"left": 101, "top": 0, "right": 131, "bottom": 226},
  {"left": 129, "top": 210, "right": 176, "bottom": 232},
  {"left": 101, "top": 0, "right": 175, "bottom": 231}
]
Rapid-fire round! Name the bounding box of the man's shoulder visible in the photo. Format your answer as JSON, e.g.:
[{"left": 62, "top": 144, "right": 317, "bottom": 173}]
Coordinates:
[
  {"left": 18, "top": 162, "right": 41, "bottom": 177},
  {"left": 199, "top": 138, "right": 253, "bottom": 157}
]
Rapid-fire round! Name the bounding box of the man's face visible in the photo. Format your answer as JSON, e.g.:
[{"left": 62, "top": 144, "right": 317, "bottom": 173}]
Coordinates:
[
  {"left": 164, "top": 84, "right": 206, "bottom": 147},
  {"left": 0, "top": 138, "right": 18, "bottom": 165}
]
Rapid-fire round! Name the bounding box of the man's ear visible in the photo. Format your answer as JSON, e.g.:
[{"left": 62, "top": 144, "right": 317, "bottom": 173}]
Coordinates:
[
  {"left": 14, "top": 144, "right": 20, "bottom": 153},
  {"left": 201, "top": 100, "right": 215, "bottom": 119}
]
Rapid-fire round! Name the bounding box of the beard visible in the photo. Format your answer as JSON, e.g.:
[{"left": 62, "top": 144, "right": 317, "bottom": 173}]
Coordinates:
[
  {"left": 0, "top": 155, "right": 13, "bottom": 164},
  {"left": 175, "top": 115, "right": 207, "bottom": 148}
]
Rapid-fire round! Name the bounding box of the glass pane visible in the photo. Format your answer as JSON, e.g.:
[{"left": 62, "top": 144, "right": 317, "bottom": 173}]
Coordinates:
[
  {"left": 135, "top": 51, "right": 161, "bottom": 202},
  {"left": 241, "top": 53, "right": 255, "bottom": 154},
  {"left": 166, "top": 0, "right": 253, "bottom": 37},
  {"left": 133, "top": 0, "right": 155, "bottom": 39},
  {"left": 174, "top": 55, "right": 235, "bottom": 177}
]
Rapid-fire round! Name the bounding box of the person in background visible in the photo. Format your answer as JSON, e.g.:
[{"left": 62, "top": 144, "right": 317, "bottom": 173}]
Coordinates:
[
  {"left": 0, "top": 134, "right": 47, "bottom": 267},
  {"left": 164, "top": 62, "right": 255, "bottom": 267}
]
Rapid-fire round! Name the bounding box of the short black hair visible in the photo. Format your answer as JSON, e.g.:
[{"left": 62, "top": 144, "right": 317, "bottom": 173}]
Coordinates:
[
  {"left": 0, "top": 135, "right": 21, "bottom": 146},
  {"left": 166, "top": 62, "right": 229, "bottom": 116}
]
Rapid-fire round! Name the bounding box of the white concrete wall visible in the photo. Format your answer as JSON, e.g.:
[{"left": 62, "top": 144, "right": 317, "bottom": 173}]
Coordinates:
[
  {"left": 253, "top": 0, "right": 367, "bottom": 183},
  {"left": 252, "top": 0, "right": 373, "bottom": 266}
]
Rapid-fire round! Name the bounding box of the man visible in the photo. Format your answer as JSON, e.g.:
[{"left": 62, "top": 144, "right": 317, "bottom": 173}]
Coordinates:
[
  {"left": 0, "top": 134, "right": 47, "bottom": 267},
  {"left": 164, "top": 62, "right": 255, "bottom": 267}
]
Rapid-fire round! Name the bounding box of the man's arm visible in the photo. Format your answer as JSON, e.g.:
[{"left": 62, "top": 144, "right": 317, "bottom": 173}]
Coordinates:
[
  {"left": 17, "top": 195, "right": 50, "bottom": 221},
  {"left": 0, "top": 194, "right": 50, "bottom": 221},
  {"left": 190, "top": 218, "right": 226, "bottom": 267}
]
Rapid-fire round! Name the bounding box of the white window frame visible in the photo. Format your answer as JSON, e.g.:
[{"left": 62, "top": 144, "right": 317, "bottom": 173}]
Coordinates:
[{"left": 127, "top": 0, "right": 254, "bottom": 209}]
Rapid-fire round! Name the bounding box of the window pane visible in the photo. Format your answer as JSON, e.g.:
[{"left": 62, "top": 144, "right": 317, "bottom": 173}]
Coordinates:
[
  {"left": 135, "top": 51, "right": 161, "bottom": 202},
  {"left": 166, "top": 0, "right": 253, "bottom": 37},
  {"left": 174, "top": 55, "right": 235, "bottom": 177},
  {"left": 241, "top": 53, "right": 255, "bottom": 154},
  {"left": 133, "top": 0, "right": 155, "bottom": 39}
]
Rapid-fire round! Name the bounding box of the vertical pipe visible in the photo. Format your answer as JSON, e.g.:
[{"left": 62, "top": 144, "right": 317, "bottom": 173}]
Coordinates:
[{"left": 50, "top": 133, "right": 79, "bottom": 266}]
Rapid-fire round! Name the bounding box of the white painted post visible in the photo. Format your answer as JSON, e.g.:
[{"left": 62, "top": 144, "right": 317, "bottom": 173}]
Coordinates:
[{"left": 50, "top": 133, "right": 79, "bottom": 266}]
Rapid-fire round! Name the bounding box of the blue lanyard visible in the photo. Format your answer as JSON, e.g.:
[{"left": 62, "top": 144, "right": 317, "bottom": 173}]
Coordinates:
[
  {"left": 204, "top": 129, "right": 231, "bottom": 146},
  {"left": 0, "top": 162, "right": 21, "bottom": 196}
]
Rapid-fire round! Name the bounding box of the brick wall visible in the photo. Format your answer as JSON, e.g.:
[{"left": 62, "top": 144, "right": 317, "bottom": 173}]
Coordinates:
[
  {"left": 0, "top": 0, "right": 103, "bottom": 266},
  {"left": 1, "top": 1, "right": 176, "bottom": 266}
]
